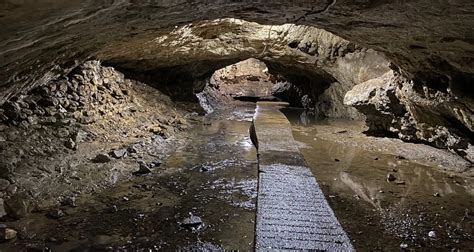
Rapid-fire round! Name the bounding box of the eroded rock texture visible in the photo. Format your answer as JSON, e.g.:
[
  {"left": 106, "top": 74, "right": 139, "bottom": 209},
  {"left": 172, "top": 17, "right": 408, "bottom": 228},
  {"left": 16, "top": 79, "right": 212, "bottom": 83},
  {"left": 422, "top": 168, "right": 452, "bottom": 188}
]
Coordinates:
[
  {"left": 211, "top": 59, "right": 273, "bottom": 99},
  {"left": 0, "top": 60, "right": 188, "bottom": 210},
  {"left": 345, "top": 70, "right": 474, "bottom": 162},
  {"left": 146, "top": 19, "right": 386, "bottom": 119},
  {"left": 1, "top": 1, "right": 473, "bottom": 162},
  {"left": 195, "top": 59, "right": 274, "bottom": 113}
]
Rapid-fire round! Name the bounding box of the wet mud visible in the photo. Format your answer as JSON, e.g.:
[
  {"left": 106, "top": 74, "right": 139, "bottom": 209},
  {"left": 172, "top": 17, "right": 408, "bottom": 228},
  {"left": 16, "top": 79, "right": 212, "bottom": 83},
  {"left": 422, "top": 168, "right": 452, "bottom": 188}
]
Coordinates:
[
  {"left": 285, "top": 108, "right": 474, "bottom": 251},
  {"left": 0, "top": 106, "right": 258, "bottom": 251},
  {"left": 1, "top": 104, "right": 472, "bottom": 251}
]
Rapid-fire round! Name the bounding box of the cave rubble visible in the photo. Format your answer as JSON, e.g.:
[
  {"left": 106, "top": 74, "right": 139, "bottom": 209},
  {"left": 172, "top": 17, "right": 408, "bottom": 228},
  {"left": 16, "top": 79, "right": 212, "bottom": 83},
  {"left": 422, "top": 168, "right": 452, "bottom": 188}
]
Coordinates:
[
  {"left": 0, "top": 60, "right": 192, "bottom": 221},
  {"left": 1, "top": 2, "right": 472, "bottom": 161},
  {"left": 0, "top": 2, "right": 473, "bottom": 250}
]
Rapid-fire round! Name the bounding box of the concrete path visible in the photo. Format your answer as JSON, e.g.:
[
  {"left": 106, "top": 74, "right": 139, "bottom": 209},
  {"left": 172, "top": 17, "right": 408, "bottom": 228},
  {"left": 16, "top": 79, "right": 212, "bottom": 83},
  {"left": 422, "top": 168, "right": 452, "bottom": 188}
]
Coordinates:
[{"left": 251, "top": 102, "right": 353, "bottom": 251}]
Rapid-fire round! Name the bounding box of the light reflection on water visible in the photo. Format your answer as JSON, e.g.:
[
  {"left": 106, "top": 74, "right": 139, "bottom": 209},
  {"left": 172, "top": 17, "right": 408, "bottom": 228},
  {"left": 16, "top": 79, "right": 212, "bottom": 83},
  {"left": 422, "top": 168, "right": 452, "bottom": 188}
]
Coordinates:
[
  {"left": 0, "top": 106, "right": 259, "bottom": 251},
  {"left": 283, "top": 107, "right": 474, "bottom": 250}
]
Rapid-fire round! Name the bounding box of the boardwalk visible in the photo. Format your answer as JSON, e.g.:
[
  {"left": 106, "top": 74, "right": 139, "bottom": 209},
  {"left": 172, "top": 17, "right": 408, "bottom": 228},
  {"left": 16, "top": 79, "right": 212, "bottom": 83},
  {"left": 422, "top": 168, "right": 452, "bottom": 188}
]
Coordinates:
[{"left": 251, "top": 102, "right": 353, "bottom": 251}]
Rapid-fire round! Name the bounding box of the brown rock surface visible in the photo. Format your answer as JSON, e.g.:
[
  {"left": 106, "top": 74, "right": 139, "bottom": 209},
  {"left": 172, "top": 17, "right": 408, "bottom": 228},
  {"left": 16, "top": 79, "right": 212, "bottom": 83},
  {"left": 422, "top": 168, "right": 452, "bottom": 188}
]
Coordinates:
[
  {"left": 0, "top": 2, "right": 472, "bottom": 162},
  {"left": 0, "top": 60, "right": 190, "bottom": 209}
]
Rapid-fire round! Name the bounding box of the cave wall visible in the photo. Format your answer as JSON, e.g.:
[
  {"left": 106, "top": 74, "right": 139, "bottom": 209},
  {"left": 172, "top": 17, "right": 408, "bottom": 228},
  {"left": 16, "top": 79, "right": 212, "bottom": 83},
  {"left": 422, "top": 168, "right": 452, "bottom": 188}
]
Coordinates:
[
  {"left": 2, "top": 1, "right": 473, "bottom": 101},
  {"left": 210, "top": 58, "right": 274, "bottom": 99},
  {"left": 1, "top": 1, "right": 473, "bottom": 161},
  {"left": 345, "top": 70, "right": 474, "bottom": 162}
]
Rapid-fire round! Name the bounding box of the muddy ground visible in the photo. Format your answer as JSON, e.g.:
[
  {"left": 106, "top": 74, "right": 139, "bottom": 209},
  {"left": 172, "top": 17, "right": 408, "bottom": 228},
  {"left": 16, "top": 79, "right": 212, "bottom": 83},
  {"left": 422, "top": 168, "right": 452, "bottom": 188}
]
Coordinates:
[
  {"left": 285, "top": 108, "right": 474, "bottom": 251},
  {"left": 0, "top": 104, "right": 258, "bottom": 251},
  {"left": 0, "top": 61, "right": 199, "bottom": 246},
  {"left": 0, "top": 60, "right": 472, "bottom": 250}
]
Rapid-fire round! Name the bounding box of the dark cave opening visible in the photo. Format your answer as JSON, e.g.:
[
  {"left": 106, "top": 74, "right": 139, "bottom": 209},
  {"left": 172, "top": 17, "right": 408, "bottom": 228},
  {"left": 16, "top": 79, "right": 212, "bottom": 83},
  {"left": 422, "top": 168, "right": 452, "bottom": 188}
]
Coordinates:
[
  {"left": 0, "top": 8, "right": 473, "bottom": 251},
  {"left": 105, "top": 58, "right": 342, "bottom": 118},
  {"left": 187, "top": 58, "right": 345, "bottom": 118}
]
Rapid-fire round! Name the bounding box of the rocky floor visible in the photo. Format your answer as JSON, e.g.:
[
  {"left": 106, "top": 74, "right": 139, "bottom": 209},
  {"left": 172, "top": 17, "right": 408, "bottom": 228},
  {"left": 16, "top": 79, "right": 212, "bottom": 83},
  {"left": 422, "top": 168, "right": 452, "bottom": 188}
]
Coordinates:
[
  {"left": 0, "top": 104, "right": 258, "bottom": 251},
  {"left": 0, "top": 61, "right": 198, "bottom": 242},
  {"left": 283, "top": 108, "right": 473, "bottom": 174},
  {"left": 0, "top": 61, "right": 472, "bottom": 250}
]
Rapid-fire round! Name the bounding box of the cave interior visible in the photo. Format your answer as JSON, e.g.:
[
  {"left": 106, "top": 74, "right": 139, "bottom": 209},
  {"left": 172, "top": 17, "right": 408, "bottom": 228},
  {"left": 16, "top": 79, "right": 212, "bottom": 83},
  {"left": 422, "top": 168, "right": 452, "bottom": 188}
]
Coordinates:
[{"left": 0, "top": 1, "right": 473, "bottom": 250}]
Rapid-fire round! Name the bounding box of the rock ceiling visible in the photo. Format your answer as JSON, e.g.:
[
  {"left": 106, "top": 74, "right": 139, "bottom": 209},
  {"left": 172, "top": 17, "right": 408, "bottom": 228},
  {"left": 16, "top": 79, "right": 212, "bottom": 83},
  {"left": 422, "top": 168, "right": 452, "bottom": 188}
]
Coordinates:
[{"left": 0, "top": 0, "right": 473, "bottom": 161}]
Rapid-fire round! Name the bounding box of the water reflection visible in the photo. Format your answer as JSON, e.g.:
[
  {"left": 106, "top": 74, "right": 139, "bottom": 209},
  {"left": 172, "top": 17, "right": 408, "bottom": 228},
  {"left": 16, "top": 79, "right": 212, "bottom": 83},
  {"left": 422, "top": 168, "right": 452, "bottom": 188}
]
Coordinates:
[
  {"left": 340, "top": 171, "right": 381, "bottom": 209},
  {"left": 0, "top": 107, "right": 259, "bottom": 251},
  {"left": 284, "top": 108, "right": 474, "bottom": 250},
  {"left": 281, "top": 107, "right": 317, "bottom": 126}
]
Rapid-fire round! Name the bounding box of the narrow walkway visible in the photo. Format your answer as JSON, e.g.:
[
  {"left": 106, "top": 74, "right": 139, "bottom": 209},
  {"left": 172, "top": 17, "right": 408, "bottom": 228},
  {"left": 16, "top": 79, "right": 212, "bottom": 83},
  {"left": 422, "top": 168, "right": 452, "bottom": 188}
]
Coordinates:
[{"left": 251, "top": 102, "right": 353, "bottom": 251}]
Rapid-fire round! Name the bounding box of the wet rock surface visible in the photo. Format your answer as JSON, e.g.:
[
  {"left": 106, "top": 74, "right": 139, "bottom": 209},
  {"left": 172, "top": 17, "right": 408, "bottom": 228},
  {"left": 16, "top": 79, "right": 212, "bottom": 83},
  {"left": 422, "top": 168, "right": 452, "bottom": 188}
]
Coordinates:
[
  {"left": 284, "top": 108, "right": 473, "bottom": 173},
  {"left": 0, "top": 105, "right": 257, "bottom": 250},
  {"left": 344, "top": 70, "right": 474, "bottom": 163},
  {"left": 287, "top": 108, "right": 474, "bottom": 250},
  {"left": 0, "top": 2, "right": 473, "bottom": 247},
  {"left": 0, "top": 0, "right": 472, "bottom": 171},
  {"left": 0, "top": 93, "right": 471, "bottom": 250},
  {"left": 252, "top": 102, "right": 352, "bottom": 250},
  {"left": 1, "top": 11, "right": 472, "bottom": 164}
]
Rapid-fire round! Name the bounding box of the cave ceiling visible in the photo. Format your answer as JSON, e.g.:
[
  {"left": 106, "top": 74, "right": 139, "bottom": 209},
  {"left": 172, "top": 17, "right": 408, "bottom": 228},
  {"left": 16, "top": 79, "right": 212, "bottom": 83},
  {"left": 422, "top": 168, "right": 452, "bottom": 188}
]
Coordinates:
[{"left": 1, "top": 0, "right": 473, "bottom": 101}]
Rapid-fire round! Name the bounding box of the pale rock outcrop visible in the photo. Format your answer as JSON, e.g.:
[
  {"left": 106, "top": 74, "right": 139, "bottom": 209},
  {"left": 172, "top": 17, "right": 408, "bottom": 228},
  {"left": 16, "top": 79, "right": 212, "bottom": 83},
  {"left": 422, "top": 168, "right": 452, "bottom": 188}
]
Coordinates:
[
  {"left": 344, "top": 71, "right": 405, "bottom": 133},
  {"left": 345, "top": 70, "right": 473, "bottom": 162},
  {"left": 1, "top": 1, "right": 473, "bottom": 164}
]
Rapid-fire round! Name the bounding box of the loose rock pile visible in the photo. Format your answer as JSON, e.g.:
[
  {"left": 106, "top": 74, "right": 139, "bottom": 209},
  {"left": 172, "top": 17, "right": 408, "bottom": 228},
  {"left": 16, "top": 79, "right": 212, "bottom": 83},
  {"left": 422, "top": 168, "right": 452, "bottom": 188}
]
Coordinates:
[
  {"left": 0, "top": 61, "right": 132, "bottom": 129},
  {"left": 0, "top": 61, "right": 191, "bottom": 226}
]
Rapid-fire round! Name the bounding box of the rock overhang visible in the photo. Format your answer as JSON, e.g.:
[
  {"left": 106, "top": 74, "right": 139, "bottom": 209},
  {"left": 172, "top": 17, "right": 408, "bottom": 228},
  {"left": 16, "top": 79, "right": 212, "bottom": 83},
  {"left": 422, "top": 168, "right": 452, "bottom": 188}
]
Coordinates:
[
  {"left": 1, "top": 1, "right": 473, "bottom": 162},
  {"left": 1, "top": 1, "right": 473, "bottom": 99}
]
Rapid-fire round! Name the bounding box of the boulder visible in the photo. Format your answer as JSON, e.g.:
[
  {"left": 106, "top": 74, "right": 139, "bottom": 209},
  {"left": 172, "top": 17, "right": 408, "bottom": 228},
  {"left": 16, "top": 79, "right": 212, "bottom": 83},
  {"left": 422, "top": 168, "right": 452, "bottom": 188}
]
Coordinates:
[
  {"left": 92, "top": 154, "right": 112, "bottom": 163},
  {"left": 134, "top": 161, "right": 151, "bottom": 175},
  {"left": 0, "top": 179, "right": 10, "bottom": 191},
  {"left": 0, "top": 225, "right": 17, "bottom": 241},
  {"left": 180, "top": 215, "right": 203, "bottom": 228},
  {"left": 110, "top": 149, "right": 127, "bottom": 159},
  {"left": 46, "top": 209, "right": 64, "bottom": 219}
]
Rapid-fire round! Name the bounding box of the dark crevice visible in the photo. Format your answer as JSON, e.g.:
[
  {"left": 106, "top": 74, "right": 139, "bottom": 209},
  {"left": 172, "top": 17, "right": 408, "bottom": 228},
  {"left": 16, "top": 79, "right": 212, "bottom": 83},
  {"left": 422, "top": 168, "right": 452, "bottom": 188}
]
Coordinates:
[
  {"left": 232, "top": 96, "right": 279, "bottom": 102},
  {"left": 444, "top": 116, "right": 474, "bottom": 145},
  {"left": 363, "top": 129, "right": 400, "bottom": 139},
  {"left": 113, "top": 67, "right": 198, "bottom": 102},
  {"left": 264, "top": 61, "right": 336, "bottom": 111},
  {"left": 288, "top": 41, "right": 299, "bottom": 48},
  {"left": 413, "top": 71, "right": 450, "bottom": 93},
  {"left": 295, "top": 0, "right": 337, "bottom": 22}
]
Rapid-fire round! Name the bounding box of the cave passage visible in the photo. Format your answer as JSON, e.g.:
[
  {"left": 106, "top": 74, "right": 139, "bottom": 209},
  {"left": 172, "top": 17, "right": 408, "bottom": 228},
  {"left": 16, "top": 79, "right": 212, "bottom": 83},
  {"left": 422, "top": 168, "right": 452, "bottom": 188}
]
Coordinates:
[{"left": 0, "top": 12, "right": 473, "bottom": 251}]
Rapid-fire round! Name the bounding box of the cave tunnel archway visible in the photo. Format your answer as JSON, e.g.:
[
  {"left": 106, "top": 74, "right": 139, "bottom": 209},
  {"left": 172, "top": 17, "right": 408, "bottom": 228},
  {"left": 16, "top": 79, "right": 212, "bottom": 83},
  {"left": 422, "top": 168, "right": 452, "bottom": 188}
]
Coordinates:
[
  {"left": 1, "top": 3, "right": 474, "bottom": 250},
  {"left": 89, "top": 18, "right": 473, "bottom": 161}
]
